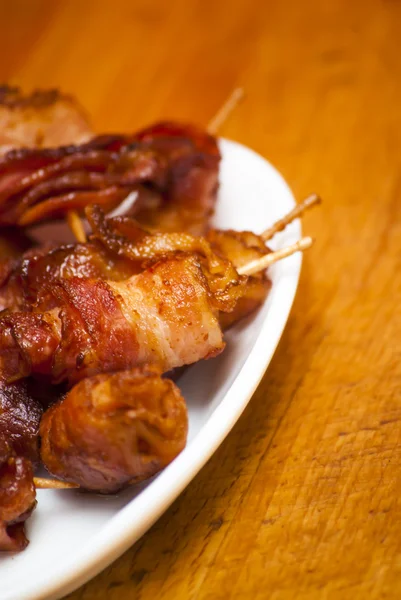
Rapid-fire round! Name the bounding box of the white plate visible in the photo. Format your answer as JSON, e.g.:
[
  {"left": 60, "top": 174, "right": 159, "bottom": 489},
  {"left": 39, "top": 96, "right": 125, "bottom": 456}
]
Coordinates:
[{"left": 0, "top": 139, "right": 301, "bottom": 600}]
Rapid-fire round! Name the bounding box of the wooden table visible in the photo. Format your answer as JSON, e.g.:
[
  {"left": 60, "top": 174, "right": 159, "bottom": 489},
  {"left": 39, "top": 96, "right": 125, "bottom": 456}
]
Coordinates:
[{"left": 2, "top": 0, "right": 401, "bottom": 597}]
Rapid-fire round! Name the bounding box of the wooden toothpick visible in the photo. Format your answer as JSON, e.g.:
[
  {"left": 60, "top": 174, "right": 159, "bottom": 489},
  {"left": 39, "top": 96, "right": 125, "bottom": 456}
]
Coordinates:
[
  {"left": 208, "top": 88, "right": 244, "bottom": 134},
  {"left": 262, "top": 194, "right": 321, "bottom": 241},
  {"left": 34, "top": 477, "right": 79, "bottom": 490},
  {"left": 238, "top": 236, "right": 314, "bottom": 276},
  {"left": 67, "top": 210, "right": 87, "bottom": 243}
]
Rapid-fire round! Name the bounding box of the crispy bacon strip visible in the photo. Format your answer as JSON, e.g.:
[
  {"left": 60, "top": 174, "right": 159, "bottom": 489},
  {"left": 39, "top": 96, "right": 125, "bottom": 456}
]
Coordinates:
[
  {"left": 40, "top": 367, "right": 188, "bottom": 492},
  {"left": 19, "top": 186, "right": 129, "bottom": 226},
  {"left": 0, "top": 138, "right": 130, "bottom": 224}
]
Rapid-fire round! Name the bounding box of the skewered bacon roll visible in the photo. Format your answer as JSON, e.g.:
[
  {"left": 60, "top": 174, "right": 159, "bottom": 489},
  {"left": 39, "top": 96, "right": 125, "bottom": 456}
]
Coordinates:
[
  {"left": 0, "top": 205, "right": 156, "bottom": 312},
  {"left": 40, "top": 367, "right": 188, "bottom": 492},
  {"left": 0, "top": 86, "right": 220, "bottom": 235},
  {"left": 7, "top": 124, "right": 218, "bottom": 235},
  {"left": 2, "top": 190, "right": 320, "bottom": 321},
  {"left": 0, "top": 368, "right": 186, "bottom": 548},
  {"left": 0, "top": 253, "right": 231, "bottom": 385}
]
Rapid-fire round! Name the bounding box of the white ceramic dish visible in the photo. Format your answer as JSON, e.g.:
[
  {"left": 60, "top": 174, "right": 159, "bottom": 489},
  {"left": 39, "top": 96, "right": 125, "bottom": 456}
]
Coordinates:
[{"left": 0, "top": 139, "right": 302, "bottom": 600}]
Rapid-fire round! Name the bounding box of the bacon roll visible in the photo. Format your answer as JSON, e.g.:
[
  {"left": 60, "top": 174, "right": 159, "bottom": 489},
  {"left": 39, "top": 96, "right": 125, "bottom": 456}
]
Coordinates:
[
  {"left": 40, "top": 367, "right": 188, "bottom": 492},
  {"left": 0, "top": 255, "right": 227, "bottom": 385},
  {"left": 0, "top": 86, "right": 220, "bottom": 235}
]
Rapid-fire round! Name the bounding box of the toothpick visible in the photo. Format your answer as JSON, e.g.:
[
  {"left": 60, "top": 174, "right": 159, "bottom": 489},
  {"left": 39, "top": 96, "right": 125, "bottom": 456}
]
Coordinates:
[
  {"left": 67, "top": 210, "right": 86, "bottom": 243},
  {"left": 262, "top": 194, "right": 321, "bottom": 241},
  {"left": 208, "top": 88, "right": 244, "bottom": 134},
  {"left": 34, "top": 477, "right": 79, "bottom": 490},
  {"left": 238, "top": 236, "right": 314, "bottom": 276}
]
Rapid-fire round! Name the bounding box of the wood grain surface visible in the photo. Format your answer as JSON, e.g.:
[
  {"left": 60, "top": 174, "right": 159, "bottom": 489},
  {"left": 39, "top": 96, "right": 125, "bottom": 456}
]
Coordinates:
[{"left": 1, "top": 0, "right": 401, "bottom": 598}]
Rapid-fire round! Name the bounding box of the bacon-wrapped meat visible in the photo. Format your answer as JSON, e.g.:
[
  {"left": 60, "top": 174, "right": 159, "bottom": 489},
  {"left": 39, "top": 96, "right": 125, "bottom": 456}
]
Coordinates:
[
  {"left": 7, "top": 126, "right": 218, "bottom": 234},
  {"left": 0, "top": 255, "right": 228, "bottom": 385},
  {"left": 0, "top": 440, "right": 36, "bottom": 552},
  {"left": 0, "top": 86, "right": 220, "bottom": 234},
  {"left": 40, "top": 367, "right": 188, "bottom": 492}
]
